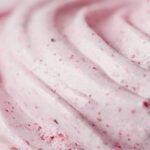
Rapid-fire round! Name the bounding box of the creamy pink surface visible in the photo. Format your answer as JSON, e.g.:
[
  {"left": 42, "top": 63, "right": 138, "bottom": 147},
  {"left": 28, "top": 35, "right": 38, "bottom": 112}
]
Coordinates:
[{"left": 0, "top": 0, "right": 150, "bottom": 149}]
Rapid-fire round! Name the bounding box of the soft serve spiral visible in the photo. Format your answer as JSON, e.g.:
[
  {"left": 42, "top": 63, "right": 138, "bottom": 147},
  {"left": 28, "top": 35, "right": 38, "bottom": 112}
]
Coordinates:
[{"left": 0, "top": 0, "right": 150, "bottom": 150}]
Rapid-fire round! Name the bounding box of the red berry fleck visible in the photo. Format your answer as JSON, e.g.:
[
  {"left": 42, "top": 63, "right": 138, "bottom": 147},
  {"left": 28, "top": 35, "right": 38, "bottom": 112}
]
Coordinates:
[
  {"left": 58, "top": 133, "right": 64, "bottom": 137},
  {"left": 38, "top": 126, "right": 42, "bottom": 131},
  {"left": 102, "top": 130, "right": 107, "bottom": 134},
  {"left": 143, "top": 101, "right": 149, "bottom": 108},
  {"left": 97, "top": 118, "right": 102, "bottom": 122},
  {"left": 54, "top": 119, "right": 58, "bottom": 124},
  {"left": 51, "top": 38, "right": 55, "bottom": 42},
  {"left": 70, "top": 55, "right": 74, "bottom": 59},
  {"left": 92, "top": 66, "right": 97, "bottom": 70},
  {"left": 114, "top": 143, "right": 122, "bottom": 149},
  {"left": 5, "top": 109, "right": 9, "bottom": 112},
  {"left": 92, "top": 123, "right": 96, "bottom": 127},
  {"left": 137, "top": 62, "right": 141, "bottom": 65},
  {"left": 50, "top": 136, "right": 55, "bottom": 141},
  {"left": 25, "top": 140, "right": 30, "bottom": 145},
  {"left": 132, "top": 86, "right": 137, "bottom": 91},
  {"left": 40, "top": 135, "right": 45, "bottom": 141}
]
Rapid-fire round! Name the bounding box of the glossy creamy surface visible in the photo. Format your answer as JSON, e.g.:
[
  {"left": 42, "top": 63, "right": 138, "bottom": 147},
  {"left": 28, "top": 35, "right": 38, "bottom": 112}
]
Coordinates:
[{"left": 0, "top": 0, "right": 150, "bottom": 149}]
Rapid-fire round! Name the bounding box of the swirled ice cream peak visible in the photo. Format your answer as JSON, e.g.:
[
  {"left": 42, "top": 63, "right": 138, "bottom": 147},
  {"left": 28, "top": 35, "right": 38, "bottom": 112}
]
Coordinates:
[{"left": 0, "top": 0, "right": 150, "bottom": 150}]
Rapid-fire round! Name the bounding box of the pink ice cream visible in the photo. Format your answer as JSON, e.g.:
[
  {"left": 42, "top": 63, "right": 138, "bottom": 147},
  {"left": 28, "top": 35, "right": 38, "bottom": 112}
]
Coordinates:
[{"left": 0, "top": 0, "right": 150, "bottom": 149}]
